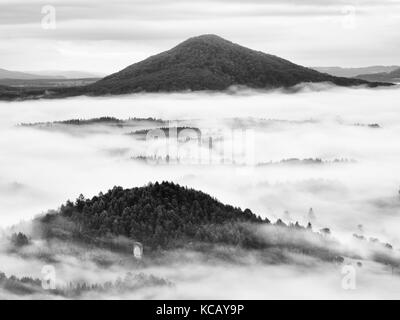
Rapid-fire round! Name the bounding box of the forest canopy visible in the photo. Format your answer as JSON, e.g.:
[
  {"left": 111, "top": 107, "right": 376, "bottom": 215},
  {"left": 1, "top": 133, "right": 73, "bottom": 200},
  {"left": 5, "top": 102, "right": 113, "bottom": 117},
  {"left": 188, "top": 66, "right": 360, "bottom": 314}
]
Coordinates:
[{"left": 38, "top": 182, "right": 269, "bottom": 250}]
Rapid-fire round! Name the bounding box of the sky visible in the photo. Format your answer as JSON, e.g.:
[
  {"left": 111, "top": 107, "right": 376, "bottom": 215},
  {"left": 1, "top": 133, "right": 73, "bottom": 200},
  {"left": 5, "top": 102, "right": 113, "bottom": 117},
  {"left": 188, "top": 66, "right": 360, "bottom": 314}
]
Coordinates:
[{"left": 0, "top": 0, "right": 400, "bottom": 74}]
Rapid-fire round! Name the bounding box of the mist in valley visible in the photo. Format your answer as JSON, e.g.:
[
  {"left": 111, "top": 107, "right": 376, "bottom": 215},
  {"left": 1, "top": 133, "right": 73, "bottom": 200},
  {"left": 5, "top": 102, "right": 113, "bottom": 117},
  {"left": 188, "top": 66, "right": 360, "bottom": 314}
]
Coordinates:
[{"left": 1, "top": 84, "right": 400, "bottom": 299}]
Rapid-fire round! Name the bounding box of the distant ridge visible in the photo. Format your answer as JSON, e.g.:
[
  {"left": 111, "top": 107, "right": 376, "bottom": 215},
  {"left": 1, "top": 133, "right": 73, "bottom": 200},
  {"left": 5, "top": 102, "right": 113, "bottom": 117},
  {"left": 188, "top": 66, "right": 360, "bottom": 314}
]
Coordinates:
[
  {"left": 27, "top": 70, "right": 106, "bottom": 79},
  {"left": 356, "top": 68, "right": 400, "bottom": 83},
  {"left": 0, "top": 68, "right": 61, "bottom": 80},
  {"left": 312, "top": 66, "right": 400, "bottom": 78},
  {"left": 0, "top": 68, "right": 104, "bottom": 80}
]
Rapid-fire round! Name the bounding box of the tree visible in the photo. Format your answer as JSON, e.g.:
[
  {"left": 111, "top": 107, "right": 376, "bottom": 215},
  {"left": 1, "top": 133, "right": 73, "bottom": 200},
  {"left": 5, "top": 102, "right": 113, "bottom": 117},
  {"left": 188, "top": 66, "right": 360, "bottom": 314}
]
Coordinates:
[
  {"left": 41, "top": 182, "right": 268, "bottom": 250},
  {"left": 10, "top": 232, "right": 30, "bottom": 247}
]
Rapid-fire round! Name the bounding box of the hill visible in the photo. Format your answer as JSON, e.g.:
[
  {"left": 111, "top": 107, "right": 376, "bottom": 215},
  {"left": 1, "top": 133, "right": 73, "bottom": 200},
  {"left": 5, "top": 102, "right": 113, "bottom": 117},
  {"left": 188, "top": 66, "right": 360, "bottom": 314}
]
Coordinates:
[
  {"left": 26, "top": 70, "right": 105, "bottom": 79},
  {"left": 0, "top": 35, "right": 393, "bottom": 101},
  {"left": 37, "top": 182, "right": 268, "bottom": 250},
  {"left": 0, "top": 68, "right": 61, "bottom": 80},
  {"left": 356, "top": 68, "right": 400, "bottom": 83},
  {"left": 312, "top": 66, "right": 400, "bottom": 78},
  {"left": 0, "top": 68, "right": 103, "bottom": 81},
  {"left": 89, "top": 35, "right": 382, "bottom": 94}
]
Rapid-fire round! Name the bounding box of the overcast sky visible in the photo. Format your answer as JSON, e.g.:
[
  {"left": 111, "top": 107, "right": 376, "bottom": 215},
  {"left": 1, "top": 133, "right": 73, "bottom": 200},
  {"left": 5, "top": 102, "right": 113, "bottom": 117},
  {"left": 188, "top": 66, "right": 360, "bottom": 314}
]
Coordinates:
[{"left": 0, "top": 0, "right": 399, "bottom": 74}]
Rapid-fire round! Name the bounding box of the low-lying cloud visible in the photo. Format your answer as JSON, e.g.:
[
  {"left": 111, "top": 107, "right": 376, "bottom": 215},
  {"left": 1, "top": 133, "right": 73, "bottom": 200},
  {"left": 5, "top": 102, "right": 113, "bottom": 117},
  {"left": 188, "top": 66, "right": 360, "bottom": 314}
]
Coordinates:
[{"left": 1, "top": 85, "right": 400, "bottom": 298}]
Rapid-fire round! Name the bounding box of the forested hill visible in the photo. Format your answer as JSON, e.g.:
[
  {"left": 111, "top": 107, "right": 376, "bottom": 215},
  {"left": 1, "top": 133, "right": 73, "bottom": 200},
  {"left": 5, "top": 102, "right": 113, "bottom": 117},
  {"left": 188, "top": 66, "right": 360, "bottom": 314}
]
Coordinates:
[
  {"left": 38, "top": 182, "right": 268, "bottom": 249},
  {"left": 356, "top": 67, "right": 400, "bottom": 83},
  {"left": 90, "top": 34, "right": 383, "bottom": 94},
  {"left": 0, "top": 35, "right": 394, "bottom": 101}
]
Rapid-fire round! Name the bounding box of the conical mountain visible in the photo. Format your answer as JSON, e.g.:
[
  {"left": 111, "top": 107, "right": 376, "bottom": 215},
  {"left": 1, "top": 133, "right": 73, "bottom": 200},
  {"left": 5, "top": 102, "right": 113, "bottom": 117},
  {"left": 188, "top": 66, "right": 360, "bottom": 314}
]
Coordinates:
[
  {"left": 90, "top": 34, "right": 380, "bottom": 94},
  {"left": 0, "top": 35, "right": 392, "bottom": 101}
]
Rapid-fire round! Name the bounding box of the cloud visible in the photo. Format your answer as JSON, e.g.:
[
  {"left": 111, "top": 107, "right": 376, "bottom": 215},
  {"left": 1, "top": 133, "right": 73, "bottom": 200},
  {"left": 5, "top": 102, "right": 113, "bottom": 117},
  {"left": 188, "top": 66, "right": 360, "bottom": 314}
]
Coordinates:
[
  {"left": 0, "top": 0, "right": 399, "bottom": 71},
  {"left": 1, "top": 85, "right": 400, "bottom": 298},
  {"left": 1, "top": 85, "right": 400, "bottom": 240}
]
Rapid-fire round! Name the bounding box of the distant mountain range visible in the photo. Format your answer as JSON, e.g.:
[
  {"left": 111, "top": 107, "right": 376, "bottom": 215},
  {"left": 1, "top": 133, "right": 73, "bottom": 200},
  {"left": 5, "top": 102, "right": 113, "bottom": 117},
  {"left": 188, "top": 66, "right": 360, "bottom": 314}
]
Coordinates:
[
  {"left": 0, "top": 35, "right": 394, "bottom": 100},
  {"left": 27, "top": 70, "right": 106, "bottom": 79},
  {"left": 0, "top": 68, "right": 103, "bottom": 80},
  {"left": 0, "top": 68, "right": 59, "bottom": 80},
  {"left": 312, "top": 66, "right": 400, "bottom": 78},
  {"left": 355, "top": 68, "right": 400, "bottom": 83}
]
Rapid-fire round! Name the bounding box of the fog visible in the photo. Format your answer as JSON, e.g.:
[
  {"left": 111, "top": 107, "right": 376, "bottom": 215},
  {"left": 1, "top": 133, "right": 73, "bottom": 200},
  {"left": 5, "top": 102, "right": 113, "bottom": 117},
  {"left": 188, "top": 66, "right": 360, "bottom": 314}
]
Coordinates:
[
  {"left": 1, "top": 84, "right": 400, "bottom": 299},
  {"left": 1, "top": 224, "right": 400, "bottom": 299}
]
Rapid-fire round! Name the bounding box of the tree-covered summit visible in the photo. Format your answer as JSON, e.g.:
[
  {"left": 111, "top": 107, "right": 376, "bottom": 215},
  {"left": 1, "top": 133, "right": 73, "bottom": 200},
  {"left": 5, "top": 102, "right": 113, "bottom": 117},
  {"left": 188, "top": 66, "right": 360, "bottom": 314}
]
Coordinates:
[{"left": 40, "top": 182, "right": 268, "bottom": 249}]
